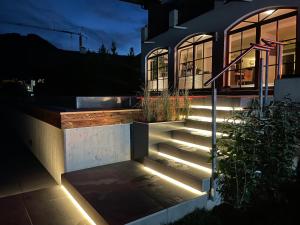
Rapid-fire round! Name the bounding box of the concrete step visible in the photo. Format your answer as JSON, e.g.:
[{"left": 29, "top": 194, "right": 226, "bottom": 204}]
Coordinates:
[
  {"left": 144, "top": 153, "right": 211, "bottom": 192},
  {"left": 158, "top": 142, "right": 211, "bottom": 168},
  {"left": 191, "top": 96, "right": 256, "bottom": 107},
  {"left": 185, "top": 119, "right": 213, "bottom": 131},
  {"left": 189, "top": 107, "right": 235, "bottom": 118},
  {"left": 62, "top": 161, "right": 208, "bottom": 225},
  {"left": 172, "top": 129, "right": 212, "bottom": 148}
]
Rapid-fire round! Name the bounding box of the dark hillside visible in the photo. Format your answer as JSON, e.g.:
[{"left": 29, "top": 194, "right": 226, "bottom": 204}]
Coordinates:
[{"left": 0, "top": 33, "right": 141, "bottom": 96}]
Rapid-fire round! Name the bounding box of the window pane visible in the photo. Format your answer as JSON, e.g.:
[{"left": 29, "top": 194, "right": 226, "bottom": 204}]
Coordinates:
[
  {"left": 204, "top": 58, "right": 212, "bottom": 74},
  {"left": 265, "top": 9, "right": 297, "bottom": 21},
  {"left": 179, "top": 49, "right": 188, "bottom": 63},
  {"left": 195, "top": 44, "right": 203, "bottom": 60},
  {"left": 204, "top": 41, "right": 213, "bottom": 57},
  {"left": 185, "top": 76, "right": 193, "bottom": 89},
  {"left": 203, "top": 74, "right": 211, "bottom": 88},
  {"left": 241, "top": 50, "right": 255, "bottom": 69},
  {"left": 229, "top": 70, "right": 240, "bottom": 88},
  {"left": 179, "top": 77, "right": 192, "bottom": 89},
  {"left": 195, "top": 59, "right": 203, "bottom": 75},
  {"left": 194, "top": 75, "right": 203, "bottom": 89},
  {"left": 261, "top": 22, "right": 277, "bottom": 43},
  {"left": 187, "top": 48, "right": 193, "bottom": 61},
  {"left": 278, "top": 16, "right": 296, "bottom": 41},
  {"left": 158, "top": 66, "right": 168, "bottom": 78},
  {"left": 245, "top": 14, "right": 258, "bottom": 23},
  {"left": 282, "top": 63, "right": 295, "bottom": 76},
  {"left": 283, "top": 44, "right": 296, "bottom": 63},
  {"left": 242, "top": 28, "right": 256, "bottom": 49},
  {"left": 240, "top": 68, "right": 255, "bottom": 87},
  {"left": 178, "top": 77, "right": 186, "bottom": 89},
  {"left": 231, "top": 22, "right": 252, "bottom": 31},
  {"left": 229, "top": 32, "right": 242, "bottom": 52},
  {"left": 158, "top": 78, "right": 164, "bottom": 91},
  {"left": 263, "top": 65, "right": 276, "bottom": 86}
]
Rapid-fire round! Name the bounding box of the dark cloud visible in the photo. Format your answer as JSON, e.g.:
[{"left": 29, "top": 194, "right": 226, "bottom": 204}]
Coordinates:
[{"left": 0, "top": 0, "right": 147, "bottom": 54}]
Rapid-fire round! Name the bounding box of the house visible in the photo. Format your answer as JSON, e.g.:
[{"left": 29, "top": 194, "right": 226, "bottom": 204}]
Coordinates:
[{"left": 123, "top": 0, "right": 300, "bottom": 97}]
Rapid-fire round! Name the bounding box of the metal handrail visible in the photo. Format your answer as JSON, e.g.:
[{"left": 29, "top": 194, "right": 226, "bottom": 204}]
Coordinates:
[
  {"left": 204, "top": 43, "right": 273, "bottom": 87},
  {"left": 206, "top": 39, "right": 284, "bottom": 201}
]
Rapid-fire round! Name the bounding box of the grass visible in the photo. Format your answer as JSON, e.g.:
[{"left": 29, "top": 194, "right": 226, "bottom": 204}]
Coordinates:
[{"left": 167, "top": 175, "right": 300, "bottom": 225}]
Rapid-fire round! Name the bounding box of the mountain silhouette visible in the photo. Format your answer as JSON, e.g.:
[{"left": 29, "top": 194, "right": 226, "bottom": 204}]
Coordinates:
[{"left": 0, "top": 33, "right": 141, "bottom": 96}]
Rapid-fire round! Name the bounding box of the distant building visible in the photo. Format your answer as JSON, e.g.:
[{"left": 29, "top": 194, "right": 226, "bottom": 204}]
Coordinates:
[{"left": 123, "top": 0, "right": 299, "bottom": 93}]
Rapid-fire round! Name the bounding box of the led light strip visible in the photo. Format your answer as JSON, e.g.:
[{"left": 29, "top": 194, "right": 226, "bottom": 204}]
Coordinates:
[
  {"left": 157, "top": 152, "right": 212, "bottom": 174},
  {"left": 171, "top": 139, "right": 210, "bottom": 152},
  {"left": 190, "top": 105, "right": 243, "bottom": 111},
  {"left": 144, "top": 166, "right": 203, "bottom": 195},
  {"left": 181, "top": 127, "right": 225, "bottom": 137},
  {"left": 61, "top": 185, "right": 97, "bottom": 225},
  {"left": 188, "top": 116, "right": 242, "bottom": 123}
]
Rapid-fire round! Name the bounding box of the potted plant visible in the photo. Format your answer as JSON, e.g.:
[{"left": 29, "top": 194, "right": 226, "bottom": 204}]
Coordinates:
[{"left": 131, "top": 87, "right": 190, "bottom": 160}]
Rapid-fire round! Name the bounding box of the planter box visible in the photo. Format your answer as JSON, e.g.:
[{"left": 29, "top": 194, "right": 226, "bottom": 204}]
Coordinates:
[{"left": 131, "top": 121, "right": 185, "bottom": 160}]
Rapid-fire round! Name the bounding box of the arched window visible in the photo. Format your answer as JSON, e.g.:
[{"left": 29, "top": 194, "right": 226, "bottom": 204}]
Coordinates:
[
  {"left": 147, "top": 48, "right": 168, "bottom": 91},
  {"left": 177, "top": 34, "right": 213, "bottom": 90},
  {"left": 227, "top": 8, "right": 297, "bottom": 88}
]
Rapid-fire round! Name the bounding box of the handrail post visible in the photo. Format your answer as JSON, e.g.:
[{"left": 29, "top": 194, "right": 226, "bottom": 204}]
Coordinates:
[
  {"left": 263, "top": 50, "right": 270, "bottom": 108},
  {"left": 259, "top": 58, "right": 264, "bottom": 111},
  {"left": 277, "top": 44, "right": 282, "bottom": 80},
  {"left": 210, "top": 80, "right": 217, "bottom": 200}
]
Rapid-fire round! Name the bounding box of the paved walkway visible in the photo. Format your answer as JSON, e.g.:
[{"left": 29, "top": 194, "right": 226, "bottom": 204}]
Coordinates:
[{"left": 0, "top": 111, "right": 88, "bottom": 225}]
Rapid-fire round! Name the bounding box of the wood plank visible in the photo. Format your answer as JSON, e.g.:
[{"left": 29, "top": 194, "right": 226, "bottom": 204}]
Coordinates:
[{"left": 61, "top": 109, "right": 142, "bottom": 129}]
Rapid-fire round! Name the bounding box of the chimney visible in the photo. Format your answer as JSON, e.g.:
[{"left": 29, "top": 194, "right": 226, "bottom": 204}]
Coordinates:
[{"left": 169, "top": 9, "right": 179, "bottom": 27}]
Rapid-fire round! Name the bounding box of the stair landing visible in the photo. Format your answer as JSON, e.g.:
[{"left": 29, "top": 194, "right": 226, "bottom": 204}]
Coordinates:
[{"left": 62, "top": 161, "right": 208, "bottom": 225}]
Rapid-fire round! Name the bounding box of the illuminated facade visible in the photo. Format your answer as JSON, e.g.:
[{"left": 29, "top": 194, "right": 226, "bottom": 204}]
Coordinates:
[{"left": 127, "top": 0, "right": 300, "bottom": 93}]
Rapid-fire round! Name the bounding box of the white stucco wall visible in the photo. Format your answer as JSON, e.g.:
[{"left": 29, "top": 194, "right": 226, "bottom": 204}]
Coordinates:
[{"left": 64, "top": 124, "right": 131, "bottom": 172}]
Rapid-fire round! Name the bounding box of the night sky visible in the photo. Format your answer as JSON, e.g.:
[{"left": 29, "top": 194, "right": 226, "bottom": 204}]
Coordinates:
[{"left": 0, "top": 0, "right": 147, "bottom": 55}]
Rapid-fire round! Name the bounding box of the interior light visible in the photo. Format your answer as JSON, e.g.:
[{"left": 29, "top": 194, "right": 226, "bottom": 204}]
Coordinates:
[
  {"left": 143, "top": 166, "right": 204, "bottom": 195},
  {"left": 265, "top": 9, "right": 275, "bottom": 15},
  {"left": 61, "top": 185, "right": 97, "bottom": 225},
  {"left": 157, "top": 152, "right": 212, "bottom": 174}
]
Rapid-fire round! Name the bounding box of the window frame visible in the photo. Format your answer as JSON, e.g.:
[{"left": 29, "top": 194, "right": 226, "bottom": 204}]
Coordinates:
[
  {"left": 147, "top": 49, "right": 169, "bottom": 91},
  {"left": 177, "top": 36, "right": 213, "bottom": 90},
  {"left": 227, "top": 8, "right": 298, "bottom": 88}
]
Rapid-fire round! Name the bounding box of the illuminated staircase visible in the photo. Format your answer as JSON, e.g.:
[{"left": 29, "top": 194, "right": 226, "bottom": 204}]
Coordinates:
[{"left": 142, "top": 96, "right": 250, "bottom": 196}]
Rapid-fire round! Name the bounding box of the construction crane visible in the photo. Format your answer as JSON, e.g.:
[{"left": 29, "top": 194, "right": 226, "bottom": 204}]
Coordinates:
[{"left": 0, "top": 21, "right": 87, "bottom": 53}]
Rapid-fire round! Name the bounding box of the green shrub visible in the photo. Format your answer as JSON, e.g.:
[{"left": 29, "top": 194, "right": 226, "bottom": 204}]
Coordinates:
[{"left": 217, "top": 98, "right": 300, "bottom": 208}]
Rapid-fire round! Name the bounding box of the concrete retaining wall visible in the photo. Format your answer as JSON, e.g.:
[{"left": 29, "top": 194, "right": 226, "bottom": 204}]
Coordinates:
[
  {"left": 64, "top": 124, "right": 131, "bottom": 172},
  {"left": 5, "top": 108, "right": 132, "bottom": 183},
  {"left": 8, "top": 110, "right": 64, "bottom": 183}
]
